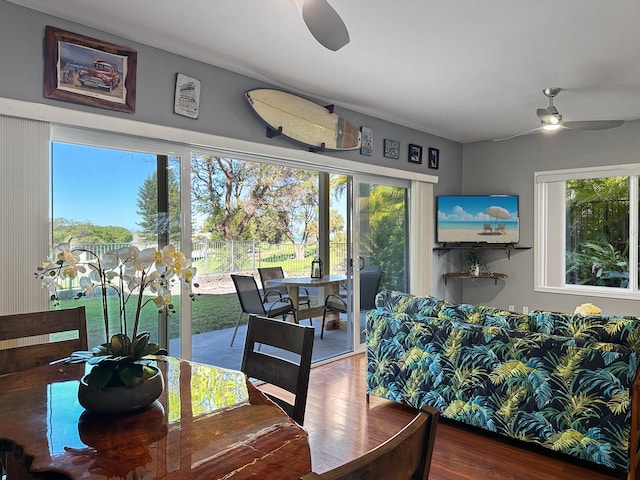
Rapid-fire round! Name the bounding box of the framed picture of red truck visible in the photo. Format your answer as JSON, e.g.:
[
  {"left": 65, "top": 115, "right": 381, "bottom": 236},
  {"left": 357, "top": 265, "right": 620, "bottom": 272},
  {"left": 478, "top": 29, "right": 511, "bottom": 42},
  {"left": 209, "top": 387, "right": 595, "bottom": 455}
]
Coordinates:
[{"left": 44, "top": 26, "right": 137, "bottom": 113}]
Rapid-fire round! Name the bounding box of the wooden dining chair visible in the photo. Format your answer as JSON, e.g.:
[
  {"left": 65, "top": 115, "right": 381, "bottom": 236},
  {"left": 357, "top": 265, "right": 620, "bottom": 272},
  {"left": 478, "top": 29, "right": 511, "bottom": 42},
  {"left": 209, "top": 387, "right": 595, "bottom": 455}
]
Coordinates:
[
  {"left": 241, "top": 314, "right": 314, "bottom": 425},
  {"left": 230, "top": 274, "right": 297, "bottom": 346},
  {"left": 258, "top": 266, "right": 312, "bottom": 309},
  {"left": 0, "top": 306, "right": 88, "bottom": 478},
  {"left": 0, "top": 306, "right": 88, "bottom": 376},
  {"left": 301, "top": 405, "right": 439, "bottom": 480}
]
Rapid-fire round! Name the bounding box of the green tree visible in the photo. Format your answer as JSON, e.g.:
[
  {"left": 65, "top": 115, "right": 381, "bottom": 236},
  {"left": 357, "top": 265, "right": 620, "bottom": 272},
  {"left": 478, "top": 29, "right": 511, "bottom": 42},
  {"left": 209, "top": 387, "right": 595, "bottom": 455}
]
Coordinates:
[
  {"left": 368, "top": 185, "right": 407, "bottom": 291},
  {"left": 191, "top": 155, "right": 320, "bottom": 249},
  {"left": 136, "top": 168, "right": 181, "bottom": 242},
  {"left": 52, "top": 218, "right": 132, "bottom": 244}
]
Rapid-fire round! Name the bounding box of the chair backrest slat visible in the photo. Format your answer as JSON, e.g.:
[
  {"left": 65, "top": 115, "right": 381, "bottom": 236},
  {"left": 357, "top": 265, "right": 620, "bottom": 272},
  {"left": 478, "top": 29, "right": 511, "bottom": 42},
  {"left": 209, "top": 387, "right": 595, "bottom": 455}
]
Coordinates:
[
  {"left": 231, "top": 274, "right": 267, "bottom": 315},
  {"left": 300, "top": 405, "right": 439, "bottom": 480},
  {"left": 258, "top": 267, "right": 288, "bottom": 295},
  {"left": 241, "top": 315, "right": 314, "bottom": 425},
  {"left": 0, "top": 307, "right": 88, "bottom": 376}
]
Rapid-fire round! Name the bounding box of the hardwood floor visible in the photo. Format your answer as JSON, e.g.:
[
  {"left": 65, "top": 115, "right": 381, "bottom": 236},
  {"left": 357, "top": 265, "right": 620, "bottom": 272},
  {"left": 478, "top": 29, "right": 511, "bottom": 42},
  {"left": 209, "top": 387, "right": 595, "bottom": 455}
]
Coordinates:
[{"left": 300, "top": 353, "right": 626, "bottom": 480}]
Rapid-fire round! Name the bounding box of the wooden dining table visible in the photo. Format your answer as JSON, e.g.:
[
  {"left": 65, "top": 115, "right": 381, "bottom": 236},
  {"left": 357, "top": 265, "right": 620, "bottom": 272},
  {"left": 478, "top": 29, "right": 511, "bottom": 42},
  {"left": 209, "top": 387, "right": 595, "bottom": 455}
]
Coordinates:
[
  {"left": 265, "top": 274, "right": 347, "bottom": 328},
  {"left": 0, "top": 356, "right": 312, "bottom": 479}
]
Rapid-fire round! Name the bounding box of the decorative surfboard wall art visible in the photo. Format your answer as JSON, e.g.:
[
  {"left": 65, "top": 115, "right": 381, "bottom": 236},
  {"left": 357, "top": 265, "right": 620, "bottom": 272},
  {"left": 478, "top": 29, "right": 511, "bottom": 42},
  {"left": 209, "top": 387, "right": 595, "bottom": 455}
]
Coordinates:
[{"left": 245, "top": 88, "right": 361, "bottom": 152}]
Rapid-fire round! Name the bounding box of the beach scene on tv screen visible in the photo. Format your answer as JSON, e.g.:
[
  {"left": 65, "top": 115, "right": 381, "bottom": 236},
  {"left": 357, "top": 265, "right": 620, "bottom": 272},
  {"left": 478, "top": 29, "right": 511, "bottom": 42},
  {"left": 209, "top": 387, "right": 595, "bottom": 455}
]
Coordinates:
[{"left": 438, "top": 195, "right": 519, "bottom": 243}]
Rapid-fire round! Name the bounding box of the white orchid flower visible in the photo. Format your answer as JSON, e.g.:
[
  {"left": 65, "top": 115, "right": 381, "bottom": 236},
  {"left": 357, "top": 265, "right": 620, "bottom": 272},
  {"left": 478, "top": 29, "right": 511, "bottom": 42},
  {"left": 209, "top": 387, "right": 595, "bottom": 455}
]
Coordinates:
[
  {"left": 138, "top": 247, "right": 157, "bottom": 267},
  {"left": 183, "top": 266, "right": 197, "bottom": 284},
  {"left": 79, "top": 276, "right": 94, "bottom": 293},
  {"left": 36, "top": 242, "right": 196, "bottom": 345},
  {"left": 101, "top": 252, "right": 119, "bottom": 270},
  {"left": 152, "top": 289, "right": 172, "bottom": 310},
  {"left": 158, "top": 245, "right": 176, "bottom": 267}
]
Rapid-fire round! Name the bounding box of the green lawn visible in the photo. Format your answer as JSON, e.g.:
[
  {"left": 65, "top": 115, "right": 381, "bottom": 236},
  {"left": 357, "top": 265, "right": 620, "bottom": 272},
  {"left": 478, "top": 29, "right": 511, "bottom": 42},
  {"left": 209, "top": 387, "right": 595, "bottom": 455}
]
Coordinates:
[{"left": 58, "top": 292, "right": 242, "bottom": 348}]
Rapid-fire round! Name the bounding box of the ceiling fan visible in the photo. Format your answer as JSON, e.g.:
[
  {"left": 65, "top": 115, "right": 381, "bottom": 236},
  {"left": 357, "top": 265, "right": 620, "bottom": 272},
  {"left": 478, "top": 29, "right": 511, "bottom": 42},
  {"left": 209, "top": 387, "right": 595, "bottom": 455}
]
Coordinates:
[
  {"left": 295, "top": 0, "right": 350, "bottom": 51},
  {"left": 493, "top": 88, "right": 625, "bottom": 141}
]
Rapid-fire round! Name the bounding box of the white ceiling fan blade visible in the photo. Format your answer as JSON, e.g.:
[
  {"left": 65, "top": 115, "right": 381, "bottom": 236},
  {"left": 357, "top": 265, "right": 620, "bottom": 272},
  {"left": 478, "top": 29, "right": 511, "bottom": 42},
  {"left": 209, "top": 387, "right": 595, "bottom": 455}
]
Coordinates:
[
  {"left": 492, "top": 126, "right": 544, "bottom": 142},
  {"left": 299, "top": 0, "right": 350, "bottom": 51},
  {"left": 564, "top": 120, "right": 625, "bottom": 130}
]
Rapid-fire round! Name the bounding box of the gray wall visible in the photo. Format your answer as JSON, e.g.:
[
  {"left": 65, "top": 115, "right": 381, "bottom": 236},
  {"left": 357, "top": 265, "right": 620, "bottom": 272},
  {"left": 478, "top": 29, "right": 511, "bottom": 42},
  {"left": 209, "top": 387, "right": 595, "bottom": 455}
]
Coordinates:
[
  {"left": 4, "top": 0, "right": 638, "bottom": 314},
  {"left": 461, "top": 120, "right": 640, "bottom": 315},
  {"left": 0, "top": 0, "right": 461, "bottom": 180},
  {"left": 0, "top": 0, "right": 463, "bottom": 302}
]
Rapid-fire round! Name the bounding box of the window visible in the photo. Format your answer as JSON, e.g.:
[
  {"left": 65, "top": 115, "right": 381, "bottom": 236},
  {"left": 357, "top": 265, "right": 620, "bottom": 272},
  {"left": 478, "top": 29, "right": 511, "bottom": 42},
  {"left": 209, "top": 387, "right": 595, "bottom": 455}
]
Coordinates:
[{"left": 535, "top": 165, "right": 640, "bottom": 298}]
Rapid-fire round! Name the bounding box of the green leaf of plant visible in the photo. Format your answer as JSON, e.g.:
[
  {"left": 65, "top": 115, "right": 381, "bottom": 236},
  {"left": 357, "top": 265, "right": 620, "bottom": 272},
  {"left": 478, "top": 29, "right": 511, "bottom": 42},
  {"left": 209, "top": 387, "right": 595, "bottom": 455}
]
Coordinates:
[
  {"left": 143, "top": 342, "right": 163, "bottom": 356},
  {"left": 132, "top": 332, "right": 150, "bottom": 359},
  {"left": 109, "top": 333, "right": 132, "bottom": 356},
  {"left": 117, "top": 363, "right": 144, "bottom": 387},
  {"left": 85, "top": 364, "right": 114, "bottom": 391}
]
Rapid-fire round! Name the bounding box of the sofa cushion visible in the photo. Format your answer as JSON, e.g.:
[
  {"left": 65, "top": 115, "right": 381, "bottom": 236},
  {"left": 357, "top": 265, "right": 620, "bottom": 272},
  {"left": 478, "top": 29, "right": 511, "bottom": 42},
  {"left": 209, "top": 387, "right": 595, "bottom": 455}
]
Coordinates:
[
  {"left": 438, "top": 302, "right": 531, "bottom": 331},
  {"left": 374, "top": 290, "right": 445, "bottom": 317},
  {"left": 530, "top": 310, "right": 640, "bottom": 351}
]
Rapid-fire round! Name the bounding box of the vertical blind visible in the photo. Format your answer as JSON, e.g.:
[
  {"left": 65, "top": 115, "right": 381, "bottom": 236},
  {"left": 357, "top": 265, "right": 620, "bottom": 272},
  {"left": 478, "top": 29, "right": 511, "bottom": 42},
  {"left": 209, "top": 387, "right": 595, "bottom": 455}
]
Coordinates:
[{"left": 0, "top": 115, "right": 50, "bottom": 319}]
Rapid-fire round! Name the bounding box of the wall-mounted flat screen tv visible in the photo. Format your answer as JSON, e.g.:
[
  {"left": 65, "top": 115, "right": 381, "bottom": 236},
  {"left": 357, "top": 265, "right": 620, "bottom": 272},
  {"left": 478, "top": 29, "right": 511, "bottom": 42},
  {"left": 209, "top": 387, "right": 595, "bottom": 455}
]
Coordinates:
[{"left": 437, "top": 194, "right": 519, "bottom": 244}]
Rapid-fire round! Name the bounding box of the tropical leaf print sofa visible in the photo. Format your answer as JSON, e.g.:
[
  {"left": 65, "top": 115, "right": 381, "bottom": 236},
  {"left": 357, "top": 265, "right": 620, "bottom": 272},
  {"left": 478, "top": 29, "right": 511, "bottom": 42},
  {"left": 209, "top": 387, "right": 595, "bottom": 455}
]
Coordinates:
[{"left": 366, "top": 290, "right": 640, "bottom": 476}]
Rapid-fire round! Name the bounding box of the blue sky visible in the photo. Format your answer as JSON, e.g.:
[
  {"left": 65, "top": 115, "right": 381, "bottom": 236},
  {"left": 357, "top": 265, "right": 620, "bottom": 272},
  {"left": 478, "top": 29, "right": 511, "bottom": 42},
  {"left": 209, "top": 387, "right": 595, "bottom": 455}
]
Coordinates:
[
  {"left": 53, "top": 143, "right": 346, "bottom": 234},
  {"left": 52, "top": 143, "right": 156, "bottom": 231},
  {"left": 437, "top": 195, "right": 519, "bottom": 222}
]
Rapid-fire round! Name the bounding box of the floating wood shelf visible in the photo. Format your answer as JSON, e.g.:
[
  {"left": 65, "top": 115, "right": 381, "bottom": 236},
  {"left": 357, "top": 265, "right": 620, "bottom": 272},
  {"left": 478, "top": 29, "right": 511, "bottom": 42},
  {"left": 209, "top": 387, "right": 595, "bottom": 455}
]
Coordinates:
[
  {"left": 443, "top": 272, "right": 508, "bottom": 285},
  {"left": 434, "top": 244, "right": 531, "bottom": 260}
]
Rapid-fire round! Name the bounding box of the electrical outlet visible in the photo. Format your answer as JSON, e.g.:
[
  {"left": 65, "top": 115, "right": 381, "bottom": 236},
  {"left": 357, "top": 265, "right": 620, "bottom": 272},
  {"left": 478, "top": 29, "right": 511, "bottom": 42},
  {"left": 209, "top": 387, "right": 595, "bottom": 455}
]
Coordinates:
[
  {"left": 508, "top": 305, "right": 515, "bottom": 312},
  {"left": 522, "top": 306, "right": 529, "bottom": 314}
]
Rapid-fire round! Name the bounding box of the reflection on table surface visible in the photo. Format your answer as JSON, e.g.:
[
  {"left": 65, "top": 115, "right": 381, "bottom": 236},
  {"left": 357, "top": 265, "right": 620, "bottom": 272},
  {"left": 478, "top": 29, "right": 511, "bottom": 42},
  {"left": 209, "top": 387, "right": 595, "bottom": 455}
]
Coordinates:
[{"left": 0, "top": 356, "right": 311, "bottom": 479}]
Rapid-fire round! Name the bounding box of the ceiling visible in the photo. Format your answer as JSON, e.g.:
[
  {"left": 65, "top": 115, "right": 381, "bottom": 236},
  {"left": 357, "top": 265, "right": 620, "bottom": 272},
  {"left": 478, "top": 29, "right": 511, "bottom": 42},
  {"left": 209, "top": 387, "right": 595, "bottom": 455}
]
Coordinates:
[{"left": 8, "top": 0, "right": 640, "bottom": 144}]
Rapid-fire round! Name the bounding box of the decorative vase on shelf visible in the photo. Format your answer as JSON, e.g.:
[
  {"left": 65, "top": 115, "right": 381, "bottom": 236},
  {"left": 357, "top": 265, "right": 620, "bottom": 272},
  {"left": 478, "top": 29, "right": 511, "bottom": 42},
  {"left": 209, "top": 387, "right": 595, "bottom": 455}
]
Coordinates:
[{"left": 78, "top": 364, "right": 164, "bottom": 415}]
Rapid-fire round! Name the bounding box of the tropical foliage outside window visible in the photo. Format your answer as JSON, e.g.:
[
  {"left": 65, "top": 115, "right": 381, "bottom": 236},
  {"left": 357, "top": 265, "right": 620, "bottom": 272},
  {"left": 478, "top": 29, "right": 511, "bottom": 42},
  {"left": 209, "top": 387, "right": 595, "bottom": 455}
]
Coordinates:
[
  {"left": 565, "top": 177, "right": 630, "bottom": 287},
  {"left": 536, "top": 167, "right": 640, "bottom": 296}
]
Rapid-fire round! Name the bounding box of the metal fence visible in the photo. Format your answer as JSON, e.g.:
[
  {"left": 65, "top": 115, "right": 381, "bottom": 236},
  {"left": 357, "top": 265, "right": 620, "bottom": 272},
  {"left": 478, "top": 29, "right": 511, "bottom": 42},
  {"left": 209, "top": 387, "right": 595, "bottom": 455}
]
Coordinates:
[
  {"left": 193, "top": 240, "right": 348, "bottom": 275},
  {"left": 65, "top": 240, "right": 348, "bottom": 277}
]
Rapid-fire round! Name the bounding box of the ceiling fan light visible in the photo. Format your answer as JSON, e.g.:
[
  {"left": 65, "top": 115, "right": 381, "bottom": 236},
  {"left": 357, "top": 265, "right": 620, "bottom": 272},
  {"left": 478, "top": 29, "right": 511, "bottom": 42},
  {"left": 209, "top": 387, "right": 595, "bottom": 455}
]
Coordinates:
[{"left": 542, "top": 123, "right": 560, "bottom": 131}]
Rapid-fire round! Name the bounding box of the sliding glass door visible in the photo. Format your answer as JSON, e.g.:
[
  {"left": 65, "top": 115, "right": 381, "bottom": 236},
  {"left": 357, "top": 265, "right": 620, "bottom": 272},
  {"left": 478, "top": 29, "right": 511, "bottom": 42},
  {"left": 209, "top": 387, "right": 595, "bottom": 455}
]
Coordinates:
[
  {"left": 50, "top": 142, "right": 183, "bottom": 353},
  {"left": 352, "top": 176, "right": 409, "bottom": 351}
]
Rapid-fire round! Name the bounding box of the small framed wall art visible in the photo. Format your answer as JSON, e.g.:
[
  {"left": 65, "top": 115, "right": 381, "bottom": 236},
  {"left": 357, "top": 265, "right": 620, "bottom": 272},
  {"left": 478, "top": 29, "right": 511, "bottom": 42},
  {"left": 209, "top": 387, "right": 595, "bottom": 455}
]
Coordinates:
[
  {"left": 174, "top": 73, "right": 201, "bottom": 119},
  {"left": 383, "top": 139, "right": 400, "bottom": 159},
  {"left": 360, "top": 126, "right": 374, "bottom": 156},
  {"left": 44, "top": 26, "right": 137, "bottom": 113},
  {"left": 408, "top": 144, "right": 423, "bottom": 164},
  {"left": 428, "top": 147, "right": 440, "bottom": 169}
]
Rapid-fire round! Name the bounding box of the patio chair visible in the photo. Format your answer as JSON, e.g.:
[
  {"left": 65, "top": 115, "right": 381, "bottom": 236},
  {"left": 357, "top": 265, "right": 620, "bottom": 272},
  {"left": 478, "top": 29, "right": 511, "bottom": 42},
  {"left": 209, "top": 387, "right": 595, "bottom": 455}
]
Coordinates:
[
  {"left": 320, "top": 266, "right": 382, "bottom": 339},
  {"left": 241, "top": 314, "right": 314, "bottom": 425},
  {"left": 301, "top": 405, "right": 439, "bottom": 480},
  {"left": 230, "top": 274, "right": 297, "bottom": 347},
  {"left": 258, "top": 266, "right": 311, "bottom": 309}
]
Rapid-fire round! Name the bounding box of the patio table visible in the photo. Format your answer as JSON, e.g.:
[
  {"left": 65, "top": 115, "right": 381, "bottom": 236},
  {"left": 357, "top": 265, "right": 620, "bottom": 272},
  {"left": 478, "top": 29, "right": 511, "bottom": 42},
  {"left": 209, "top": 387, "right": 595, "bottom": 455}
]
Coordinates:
[{"left": 265, "top": 274, "right": 347, "bottom": 328}]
